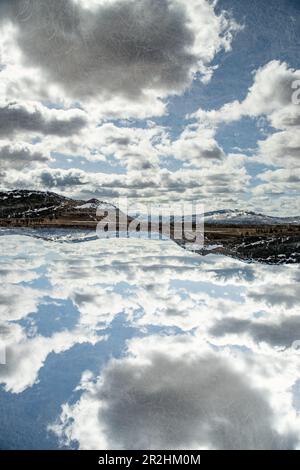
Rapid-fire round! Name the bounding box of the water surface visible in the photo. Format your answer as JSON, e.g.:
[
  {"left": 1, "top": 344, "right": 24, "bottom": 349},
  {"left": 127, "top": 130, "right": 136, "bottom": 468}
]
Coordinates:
[{"left": 0, "top": 234, "right": 300, "bottom": 449}]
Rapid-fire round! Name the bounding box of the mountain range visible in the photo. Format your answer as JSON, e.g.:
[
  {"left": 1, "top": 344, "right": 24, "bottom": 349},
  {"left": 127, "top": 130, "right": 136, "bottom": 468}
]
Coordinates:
[{"left": 0, "top": 190, "right": 299, "bottom": 264}]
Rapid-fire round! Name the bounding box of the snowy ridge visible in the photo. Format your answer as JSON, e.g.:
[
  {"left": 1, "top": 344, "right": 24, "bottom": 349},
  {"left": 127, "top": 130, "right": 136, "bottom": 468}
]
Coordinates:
[
  {"left": 75, "top": 201, "right": 116, "bottom": 211},
  {"left": 203, "top": 209, "right": 300, "bottom": 225}
]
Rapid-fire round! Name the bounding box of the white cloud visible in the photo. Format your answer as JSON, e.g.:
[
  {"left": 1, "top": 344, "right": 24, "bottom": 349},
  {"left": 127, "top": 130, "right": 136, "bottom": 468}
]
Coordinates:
[
  {"left": 257, "top": 130, "right": 300, "bottom": 169},
  {"left": 0, "top": 0, "right": 240, "bottom": 119},
  {"left": 49, "top": 333, "right": 300, "bottom": 450},
  {"left": 0, "top": 322, "right": 101, "bottom": 393},
  {"left": 1, "top": 233, "right": 300, "bottom": 432},
  {"left": 0, "top": 141, "right": 50, "bottom": 170},
  {"left": 0, "top": 101, "right": 88, "bottom": 137},
  {"left": 192, "top": 61, "right": 300, "bottom": 126},
  {"left": 0, "top": 153, "right": 250, "bottom": 206},
  {"left": 160, "top": 125, "right": 226, "bottom": 166},
  {"left": 190, "top": 60, "right": 300, "bottom": 211}
]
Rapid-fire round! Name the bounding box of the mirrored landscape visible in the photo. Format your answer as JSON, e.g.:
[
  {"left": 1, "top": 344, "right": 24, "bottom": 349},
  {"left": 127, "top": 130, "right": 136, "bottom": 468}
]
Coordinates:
[{"left": 1, "top": 233, "right": 300, "bottom": 450}]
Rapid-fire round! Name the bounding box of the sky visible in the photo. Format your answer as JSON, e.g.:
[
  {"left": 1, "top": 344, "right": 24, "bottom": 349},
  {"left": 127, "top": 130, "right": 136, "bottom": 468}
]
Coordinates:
[{"left": 0, "top": 0, "right": 300, "bottom": 215}]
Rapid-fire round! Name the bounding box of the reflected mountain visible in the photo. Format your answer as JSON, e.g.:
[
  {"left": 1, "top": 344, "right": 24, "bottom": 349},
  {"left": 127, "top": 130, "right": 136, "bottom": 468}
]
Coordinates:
[{"left": 0, "top": 234, "right": 300, "bottom": 449}]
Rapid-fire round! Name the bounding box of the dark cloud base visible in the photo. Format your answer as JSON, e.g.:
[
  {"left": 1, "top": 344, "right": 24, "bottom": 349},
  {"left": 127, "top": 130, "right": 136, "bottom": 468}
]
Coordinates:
[
  {"left": 84, "top": 347, "right": 297, "bottom": 449},
  {"left": 5, "top": 0, "right": 197, "bottom": 99}
]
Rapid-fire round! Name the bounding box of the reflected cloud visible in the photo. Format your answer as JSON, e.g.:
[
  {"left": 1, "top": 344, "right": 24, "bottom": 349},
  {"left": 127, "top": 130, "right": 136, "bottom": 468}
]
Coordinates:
[
  {"left": 0, "top": 321, "right": 103, "bottom": 393},
  {"left": 1, "top": 234, "right": 300, "bottom": 449},
  {"left": 210, "top": 316, "right": 300, "bottom": 350},
  {"left": 248, "top": 284, "right": 300, "bottom": 309},
  {"left": 0, "top": 284, "right": 44, "bottom": 322},
  {"left": 50, "top": 335, "right": 299, "bottom": 450}
]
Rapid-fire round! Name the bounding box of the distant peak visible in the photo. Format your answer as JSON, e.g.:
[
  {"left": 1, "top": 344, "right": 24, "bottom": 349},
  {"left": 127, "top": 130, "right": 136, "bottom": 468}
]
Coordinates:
[{"left": 204, "top": 209, "right": 300, "bottom": 225}]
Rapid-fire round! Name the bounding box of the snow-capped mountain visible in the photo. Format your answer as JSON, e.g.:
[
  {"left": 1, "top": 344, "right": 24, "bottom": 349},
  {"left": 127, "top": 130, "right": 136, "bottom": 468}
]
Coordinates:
[
  {"left": 75, "top": 199, "right": 116, "bottom": 211},
  {"left": 203, "top": 209, "right": 300, "bottom": 225}
]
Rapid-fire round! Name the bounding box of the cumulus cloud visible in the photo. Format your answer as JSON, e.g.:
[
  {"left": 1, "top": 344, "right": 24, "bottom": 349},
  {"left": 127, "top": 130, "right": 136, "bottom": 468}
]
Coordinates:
[
  {"left": 256, "top": 130, "right": 300, "bottom": 169},
  {"left": 0, "top": 101, "right": 87, "bottom": 137},
  {"left": 248, "top": 283, "right": 300, "bottom": 309},
  {"left": 66, "top": 122, "right": 165, "bottom": 169},
  {"left": 0, "top": 142, "right": 50, "bottom": 170},
  {"left": 192, "top": 61, "right": 300, "bottom": 173},
  {"left": 50, "top": 335, "right": 298, "bottom": 450},
  {"left": 252, "top": 169, "right": 300, "bottom": 210},
  {"left": 0, "top": 2, "right": 297, "bottom": 214},
  {"left": 1, "top": 153, "right": 250, "bottom": 205},
  {"left": 38, "top": 168, "right": 88, "bottom": 189},
  {"left": 0, "top": 284, "right": 43, "bottom": 322},
  {"left": 1, "top": 0, "right": 239, "bottom": 104},
  {"left": 0, "top": 0, "right": 248, "bottom": 209},
  {"left": 190, "top": 60, "right": 300, "bottom": 209},
  {"left": 240, "top": 61, "right": 300, "bottom": 122},
  {"left": 159, "top": 125, "right": 226, "bottom": 167},
  {"left": 0, "top": 322, "right": 100, "bottom": 393},
  {"left": 1, "top": 231, "right": 300, "bottom": 441},
  {"left": 193, "top": 61, "right": 300, "bottom": 127},
  {"left": 37, "top": 121, "right": 232, "bottom": 172},
  {"left": 210, "top": 316, "right": 300, "bottom": 350}
]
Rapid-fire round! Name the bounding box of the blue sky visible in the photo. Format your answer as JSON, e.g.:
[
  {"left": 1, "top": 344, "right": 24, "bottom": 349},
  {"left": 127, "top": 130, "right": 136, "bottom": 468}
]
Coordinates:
[{"left": 0, "top": 0, "right": 299, "bottom": 214}]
